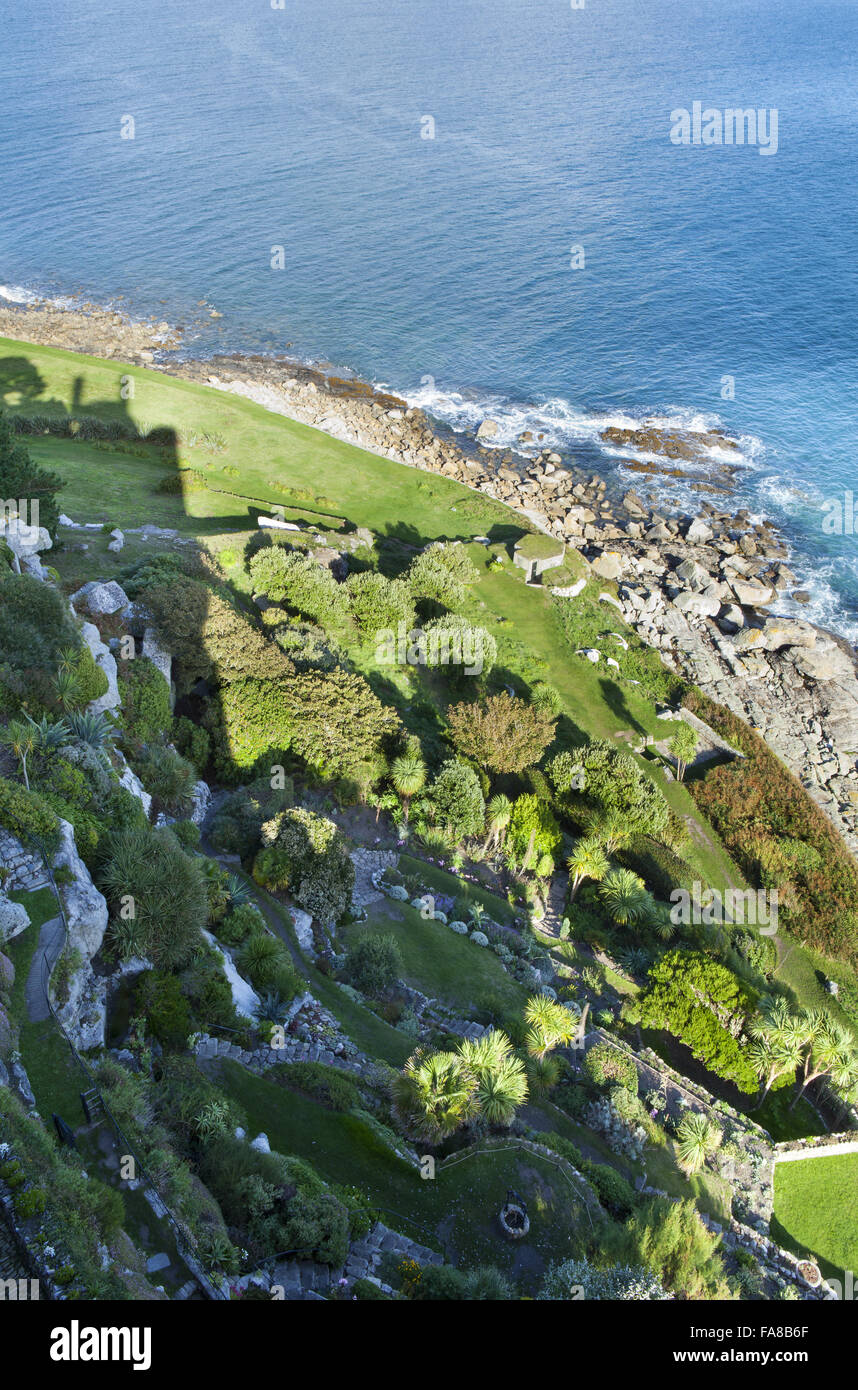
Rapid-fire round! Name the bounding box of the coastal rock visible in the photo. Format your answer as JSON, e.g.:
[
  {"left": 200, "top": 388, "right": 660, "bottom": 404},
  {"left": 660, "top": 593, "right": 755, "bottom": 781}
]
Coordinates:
[
  {"left": 786, "top": 644, "right": 855, "bottom": 682},
  {"left": 675, "top": 557, "right": 713, "bottom": 592},
  {"left": 0, "top": 517, "right": 52, "bottom": 561},
  {"left": 717, "top": 603, "right": 745, "bottom": 634},
  {"left": 476, "top": 419, "right": 499, "bottom": 440},
  {"left": 52, "top": 818, "right": 109, "bottom": 960},
  {"left": 731, "top": 577, "right": 775, "bottom": 607},
  {"left": 673, "top": 589, "right": 721, "bottom": 619},
  {"left": 733, "top": 618, "right": 817, "bottom": 655},
  {"left": 684, "top": 517, "right": 715, "bottom": 544},
  {"left": 591, "top": 551, "right": 625, "bottom": 581},
  {"left": 0, "top": 893, "right": 30, "bottom": 943},
  {"left": 71, "top": 580, "right": 130, "bottom": 616}
]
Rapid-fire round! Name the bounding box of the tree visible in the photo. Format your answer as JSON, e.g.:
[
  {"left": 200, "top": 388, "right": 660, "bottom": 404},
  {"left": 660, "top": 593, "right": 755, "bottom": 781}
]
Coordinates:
[
  {"left": 346, "top": 570, "right": 415, "bottom": 636},
  {"left": 391, "top": 751, "right": 426, "bottom": 824},
  {"left": 789, "top": 1010, "right": 858, "bottom": 1110},
  {"left": 254, "top": 807, "right": 354, "bottom": 924},
  {"left": 427, "top": 760, "right": 486, "bottom": 843},
  {"left": 568, "top": 836, "right": 609, "bottom": 899},
  {"left": 599, "top": 868, "right": 653, "bottom": 926},
  {"left": 523, "top": 993, "right": 578, "bottom": 1060},
  {"left": 448, "top": 692, "right": 556, "bottom": 774},
  {"left": 747, "top": 996, "right": 804, "bottom": 1108},
  {"left": 504, "top": 794, "right": 562, "bottom": 876},
  {"left": 248, "top": 546, "right": 347, "bottom": 629},
  {"left": 675, "top": 1112, "right": 721, "bottom": 1177},
  {"left": 391, "top": 1049, "right": 479, "bottom": 1143},
  {"left": 669, "top": 724, "right": 698, "bottom": 783},
  {"left": 549, "top": 741, "right": 670, "bottom": 842},
  {"left": 343, "top": 933, "right": 402, "bottom": 999},
  {"left": 0, "top": 412, "right": 64, "bottom": 539},
  {"left": 458, "top": 1031, "right": 528, "bottom": 1127},
  {"left": 0, "top": 719, "right": 36, "bottom": 790},
  {"left": 407, "top": 542, "right": 480, "bottom": 609},
  {"left": 481, "top": 794, "right": 512, "bottom": 856}
]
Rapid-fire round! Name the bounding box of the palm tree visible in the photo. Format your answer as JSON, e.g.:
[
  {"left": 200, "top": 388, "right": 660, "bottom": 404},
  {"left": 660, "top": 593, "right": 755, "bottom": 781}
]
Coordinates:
[
  {"left": 589, "top": 810, "right": 631, "bottom": 855},
  {"left": 459, "top": 1031, "right": 528, "bottom": 1126},
  {"left": 390, "top": 751, "right": 426, "bottom": 824},
  {"left": 0, "top": 719, "right": 36, "bottom": 790},
  {"left": 391, "top": 1048, "right": 479, "bottom": 1142},
  {"left": 747, "top": 997, "right": 804, "bottom": 1109},
  {"left": 790, "top": 1011, "right": 858, "bottom": 1110},
  {"left": 599, "top": 868, "right": 651, "bottom": 926},
  {"left": 567, "top": 837, "right": 609, "bottom": 899},
  {"left": 523, "top": 993, "right": 579, "bottom": 1060},
  {"left": 676, "top": 1111, "right": 721, "bottom": 1176},
  {"left": 481, "top": 794, "right": 512, "bottom": 856}
]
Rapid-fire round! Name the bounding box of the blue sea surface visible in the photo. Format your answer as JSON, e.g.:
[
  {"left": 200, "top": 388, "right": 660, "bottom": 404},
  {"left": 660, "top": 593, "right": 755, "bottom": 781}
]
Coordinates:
[{"left": 1, "top": 0, "right": 857, "bottom": 637}]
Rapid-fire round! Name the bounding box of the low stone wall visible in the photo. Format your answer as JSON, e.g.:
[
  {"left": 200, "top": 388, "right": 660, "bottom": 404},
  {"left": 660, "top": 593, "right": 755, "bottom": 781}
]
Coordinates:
[{"left": 773, "top": 1131, "right": 858, "bottom": 1163}]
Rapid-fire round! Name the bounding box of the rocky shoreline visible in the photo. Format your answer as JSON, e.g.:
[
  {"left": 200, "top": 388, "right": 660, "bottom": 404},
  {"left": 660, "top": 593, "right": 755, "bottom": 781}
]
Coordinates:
[{"left": 2, "top": 297, "right": 857, "bottom": 857}]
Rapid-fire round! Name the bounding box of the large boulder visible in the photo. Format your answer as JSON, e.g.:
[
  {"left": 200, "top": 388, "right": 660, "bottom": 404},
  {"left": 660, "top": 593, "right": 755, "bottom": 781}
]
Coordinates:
[
  {"left": 591, "top": 551, "right": 626, "bottom": 581},
  {"left": 0, "top": 892, "right": 30, "bottom": 943},
  {"left": 787, "top": 643, "right": 856, "bottom": 682},
  {"left": 733, "top": 618, "right": 817, "bottom": 655},
  {"left": 142, "top": 627, "right": 172, "bottom": 690},
  {"left": 673, "top": 589, "right": 721, "bottom": 619},
  {"left": 71, "top": 580, "right": 130, "bottom": 617},
  {"left": 0, "top": 517, "right": 52, "bottom": 560},
  {"left": 80, "top": 621, "right": 120, "bottom": 715},
  {"left": 0, "top": 952, "right": 14, "bottom": 990},
  {"left": 731, "top": 577, "right": 775, "bottom": 607},
  {"left": 56, "top": 965, "right": 107, "bottom": 1052},
  {"left": 52, "top": 819, "right": 108, "bottom": 960}
]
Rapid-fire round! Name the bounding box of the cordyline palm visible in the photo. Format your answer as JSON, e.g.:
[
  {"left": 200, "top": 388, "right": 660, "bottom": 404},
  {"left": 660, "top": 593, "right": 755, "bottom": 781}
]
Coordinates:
[
  {"left": 747, "top": 997, "right": 804, "bottom": 1108},
  {"left": 676, "top": 1111, "right": 721, "bottom": 1177},
  {"left": 391, "top": 751, "right": 426, "bottom": 823},
  {"left": 588, "top": 810, "right": 631, "bottom": 855},
  {"left": 523, "top": 993, "right": 578, "bottom": 1060},
  {"left": 0, "top": 719, "right": 36, "bottom": 790},
  {"left": 599, "top": 868, "right": 651, "bottom": 926},
  {"left": 481, "top": 794, "right": 512, "bottom": 856},
  {"left": 790, "top": 1011, "right": 858, "bottom": 1110},
  {"left": 567, "top": 836, "right": 609, "bottom": 900},
  {"left": 391, "top": 1049, "right": 478, "bottom": 1143},
  {"left": 459, "top": 1030, "right": 529, "bottom": 1126}
]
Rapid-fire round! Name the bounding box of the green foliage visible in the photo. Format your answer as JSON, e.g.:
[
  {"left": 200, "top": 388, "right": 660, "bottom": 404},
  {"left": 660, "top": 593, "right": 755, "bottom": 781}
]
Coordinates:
[
  {"left": 406, "top": 542, "right": 479, "bottom": 609},
  {"left": 639, "top": 949, "right": 759, "bottom": 1093},
  {"left": 684, "top": 689, "right": 858, "bottom": 968},
  {"left": 279, "top": 1062, "right": 361, "bottom": 1113},
  {"left": 254, "top": 807, "right": 354, "bottom": 924},
  {"left": 134, "top": 744, "right": 198, "bottom": 816},
  {"left": 99, "top": 826, "right": 209, "bottom": 970},
  {"left": 505, "top": 793, "right": 562, "bottom": 873},
  {"left": 582, "top": 1041, "right": 639, "bottom": 1093},
  {"left": 448, "top": 691, "right": 556, "bottom": 774},
  {"left": 248, "top": 547, "right": 347, "bottom": 628},
  {"left": 119, "top": 657, "right": 172, "bottom": 744},
  {"left": 579, "top": 1160, "right": 638, "bottom": 1218},
  {"left": 172, "top": 714, "right": 212, "bottom": 773},
  {"left": 0, "top": 571, "right": 77, "bottom": 673},
  {"left": 549, "top": 741, "right": 670, "bottom": 843},
  {"left": 343, "top": 933, "right": 403, "bottom": 998},
  {"left": 209, "top": 776, "right": 294, "bottom": 860},
  {"left": 553, "top": 590, "right": 684, "bottom": 703},
  {"left": 346, "top": 570, "right": 415, "bottom": 635},
  {"left": 425, "top": 759, "right": 486, "bottom": 843},
  {"left": 0, "top": 775, "right": 59, "bottom": 850},
  {"left": 0, "top": 412, "right": 64, "bottom": 537},
  {"left": 135, "top": 971, "right": 193, "bottom": 1048}
]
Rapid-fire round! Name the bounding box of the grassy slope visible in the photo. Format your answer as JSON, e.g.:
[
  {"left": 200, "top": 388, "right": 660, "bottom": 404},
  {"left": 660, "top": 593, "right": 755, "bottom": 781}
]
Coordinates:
[
  {"left": 771, "top": 1152, "right": 858, "bottom": 1282},
  {"left": 6, "top": 887, "right": 83, "bottom": 1120}
]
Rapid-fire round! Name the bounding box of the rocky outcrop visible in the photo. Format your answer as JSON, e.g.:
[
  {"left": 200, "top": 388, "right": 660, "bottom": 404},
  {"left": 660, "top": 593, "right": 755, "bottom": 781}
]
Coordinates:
[
  {"left": 0, "top": 891, "right": 30, "bottom": 943},
  {"left": 79, "top": 621, "right": 120, "bottom": 716},
  {"left": 52, "top": 820, "right": 108, "bottom": 960},
  {"left": 70, "top": 579, "right": 130, "bottom": 617}
]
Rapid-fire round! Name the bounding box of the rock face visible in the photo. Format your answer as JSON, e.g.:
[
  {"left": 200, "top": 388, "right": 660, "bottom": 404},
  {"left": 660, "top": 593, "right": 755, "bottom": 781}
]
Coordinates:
[
  {"left": 0, "top": 517, "right": 52, "bottom": 565},
  {"left": 0, "top": 891, "right": 30, "bottom": 942},
  {"left": 52, "top": 819, "right": 109, "bottom": 959},
  {"left": 117, "top": 758, "right": 153, "bottom": 818},
  {"left": 79, "top": 620, "right": 121, "bottom": 715},
  {"left": 71, "top": 579, "right": 130, "bottom": 616},
  {"left": 142, "top": 626, "right": 172, "bottom": 692}
]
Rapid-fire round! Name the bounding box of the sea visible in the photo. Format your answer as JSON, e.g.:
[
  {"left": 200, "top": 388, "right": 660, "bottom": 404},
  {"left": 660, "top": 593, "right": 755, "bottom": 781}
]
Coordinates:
[{"left": 1, "top": 0, "right": 857, "bottom": 640}]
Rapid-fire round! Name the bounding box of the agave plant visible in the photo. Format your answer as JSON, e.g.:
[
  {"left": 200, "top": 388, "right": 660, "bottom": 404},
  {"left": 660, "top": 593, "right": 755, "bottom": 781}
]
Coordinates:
[
  {"left": 66, "top": 709, "right": 118, "bottom": 764},
  {"left": 25, "top": 713, "right": 72, "bottom": 750},
  {"left": 226, "top": 873, "right": 252, "bottom": 909},
  {"left": 256, "top": 989, "right": 289, "bottom": 1023}
]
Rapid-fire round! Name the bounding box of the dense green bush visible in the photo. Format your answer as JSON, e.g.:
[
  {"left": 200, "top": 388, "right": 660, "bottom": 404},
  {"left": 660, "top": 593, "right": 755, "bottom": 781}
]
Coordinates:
[
  {"left": 209, "top": 776, "right": 295, "bottom": 860},
  {"left": 119, "top": 657, "right": 172, "bottom": 744},
  {"left": 346, "top": 570, "right": 415, "bottom": 635},
  {"left": 248, "top": 547, "right": 348, "bottom": 629},
  {"left": 424, "top": 759, "right": 485, "bottom": 843},
  {"left": 0, "top": 412, "right": 64, "bottom": 538},
  {"left": 582, "top": 1041, "right": 639, "bottom": 1094},
  {"left": 135, "top": 970, "right": 193, "bottom": 1047},
  {"left": 253, "top": 807, "right": 354, "bottom": 924},
  {"left": 0, "top": 571, "right": 77, "bottom": 672},
  {"left": 278, "top": 1062, "right": 361, "bottom": 1112},
  {"left": 580, "top": 1160, "right": 638, "bottom": 1218},
  {"left": 173, "top": 714, "right": 211, "bottom": 773},
  {"left": 342, "top": 933, "right": 402, "bottom": 999},
  {"left": 0, "top": 775, "right": 60, "bottom": 849},
  {"left": 99, "top": 826, "right": 209, "bottom": 969},
  {"left": 134, "top": 744, "right": 198, "bottom": 816},
  {"left": 638, "top": 949, "right": 759, "bottom": 1094}
]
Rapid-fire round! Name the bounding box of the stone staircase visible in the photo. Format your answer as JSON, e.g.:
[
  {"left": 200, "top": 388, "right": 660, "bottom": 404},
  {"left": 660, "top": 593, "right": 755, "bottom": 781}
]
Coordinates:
[{"left": 265, "top": 1220, "right": 442, "bottom": 1300}]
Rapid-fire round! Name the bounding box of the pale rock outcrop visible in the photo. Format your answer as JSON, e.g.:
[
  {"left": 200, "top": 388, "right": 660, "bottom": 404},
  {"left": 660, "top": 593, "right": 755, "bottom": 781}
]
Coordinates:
[
  {"left": 0, "top": 893, "right": 30, "bottom": 943},
  {"left": 142, "top": 626, "right": 172, "bottom": 689},
  {"left": 79, "top": 620, "right": 121, "bottom": 715},
  {"left": 117, "top": 758, "right": 153, "bottom": 818},
  {"left": 71, "top": 579, "right": 130, "bottom": 616},
  {"left": 52, "top": 819, "right": 108, "bottom": 960}
]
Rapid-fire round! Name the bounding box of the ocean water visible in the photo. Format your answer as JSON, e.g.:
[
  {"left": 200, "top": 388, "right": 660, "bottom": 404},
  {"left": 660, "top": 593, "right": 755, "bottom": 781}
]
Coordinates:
[{"left": 1, "top": 0, "right": 857, "bottom": 638}]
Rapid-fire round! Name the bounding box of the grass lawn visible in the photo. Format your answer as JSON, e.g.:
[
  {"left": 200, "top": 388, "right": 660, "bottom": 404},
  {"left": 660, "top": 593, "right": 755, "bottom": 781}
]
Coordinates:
[
  {"left": 771, "top": 1152, "right": 858, "bottom": 1284},
  {"left": 343, "top": 899, "right": 527, "bottom": 1017},
  {"left": 396, "top": 853, "right": 518, "bottom": 927},
  {"left": 217, "top": 1061, "right": 592, "bottom": 1286},
  {"left": 5, "top": 887, "right": 85, "bottom": 1123}
]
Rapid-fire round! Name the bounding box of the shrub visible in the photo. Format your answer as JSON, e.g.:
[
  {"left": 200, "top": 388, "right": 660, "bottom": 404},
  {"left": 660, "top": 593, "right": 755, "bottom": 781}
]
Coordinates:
[
  {"left": 426, "top": 760, "right": 485, "bottom": 843},
  {"left": 406, "top": 542, "right": 479, "bottom": 609},
  {"left": 254, "top": 807, "right": 354, "bottom": 924},
  {"left": 0, "top": 413, "right": 64, "bottom": 538},
  {"left": 172, "top": 715, "right": 211, "bottom": 773},
  {"left": 639, "top": 949, "right": 758, "bottom": 1093},
  {"left": 580, "top": 1160, "right": 637, "bottom": 1218},
  {"left": 248, "top": 548, "right": 347, "bottom": 628},
  {"left": 582, "top": 1041, "right": 638, "bottom": 1092},
  {"left": 134, "top": 744, "right": 198, "bottom": 816},
  {"left": 0, "top": 571, "right": 77, "bottom": 672},
  {"left": 99, "top": 826, "right": 209, "bottom": 970},
  {"left": 0, "top": 775, "right": 60, "bottom": 850},
  {"left": 448, "top": 692, "right": 556, "bottom": 774},
  {"left": 346, "top": 570, "right": 415, "bottom": 635},
  {"left": 343, "top": 934, "right": 402, "bottom": 998},
  {"left": 218, "top": 902, "right": 264, "bottom": 946},
  {"left": 135, "top": 971, "right": 194, "bottom": 1047}
]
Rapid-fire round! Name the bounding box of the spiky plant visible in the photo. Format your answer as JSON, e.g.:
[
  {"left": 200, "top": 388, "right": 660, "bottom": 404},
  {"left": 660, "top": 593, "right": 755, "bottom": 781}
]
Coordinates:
[
  {"left": 676, "top": 1111, "right": 721, "bottom": 1176},
  {"left": 66, "top": 709, "right": 118, "bottom": 764},
  {"left": 25, "top": 713, "right": 72, "bottom": 750},
  {"left": 598, "top": 868, "right": 651, "bottom": 926},
  {"left": 391, "top": 1048, "right": 479, "bottom": 1143},
  {"left": 523, "top": 993, "right": 579, "bottom": 1060},
  {"left": 481, "top": 794, "right": 512, "bottom": 855},
  {"left": 567, "top": 837, "right": 609, "bottom": 899},
  {"left": 391, "top": 751, "right": 427, "bottom": 823},
  {"left": 256, "top": 990, "right": 289, "bottom": 1023},
  {"left": 226, "top": 873, "right": 252, "bottom": 909},
  {"left": 0, "top": 719, "right": 36, "bottom": 790}
]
